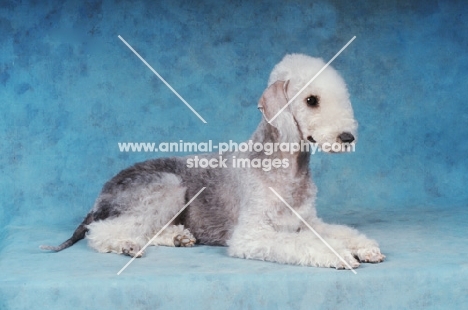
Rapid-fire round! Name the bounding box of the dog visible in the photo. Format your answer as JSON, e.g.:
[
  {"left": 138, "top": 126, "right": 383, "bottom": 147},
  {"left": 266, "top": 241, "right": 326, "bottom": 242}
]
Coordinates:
[{"left": 41, "top": 54, "right": 385, "bottom": 269}]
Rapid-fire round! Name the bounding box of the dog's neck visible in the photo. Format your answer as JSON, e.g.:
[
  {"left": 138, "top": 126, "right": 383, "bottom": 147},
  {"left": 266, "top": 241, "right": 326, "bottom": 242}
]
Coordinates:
[{"left": 250, "top": 119, "right": 311, "bottom": 175}]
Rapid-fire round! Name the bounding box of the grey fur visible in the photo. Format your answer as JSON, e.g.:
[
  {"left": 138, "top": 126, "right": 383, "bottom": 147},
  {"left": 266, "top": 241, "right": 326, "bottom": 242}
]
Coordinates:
[{"left": 41, "top": 114, "right": 309, "bottom": 250}]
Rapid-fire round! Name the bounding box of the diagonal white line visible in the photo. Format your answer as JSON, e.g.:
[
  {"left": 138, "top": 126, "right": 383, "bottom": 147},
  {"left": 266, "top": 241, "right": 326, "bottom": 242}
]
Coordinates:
[
  {"left": 117, "top": 187, "right": 206, "bottom": 275},
  {"left": 118, "top": 35, "right": 207, "bottom": 124},
  {"left": 268, "top": 187, "right": 357, "bottom": 274},
  {"left": 268, "top": 36, "right": 356, "bottom": 124}
]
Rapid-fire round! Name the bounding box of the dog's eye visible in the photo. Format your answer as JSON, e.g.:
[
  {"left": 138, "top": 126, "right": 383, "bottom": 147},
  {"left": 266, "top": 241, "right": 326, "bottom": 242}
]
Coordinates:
[{"left": 306, "top": 96, "right": 318, "bottom": 107}]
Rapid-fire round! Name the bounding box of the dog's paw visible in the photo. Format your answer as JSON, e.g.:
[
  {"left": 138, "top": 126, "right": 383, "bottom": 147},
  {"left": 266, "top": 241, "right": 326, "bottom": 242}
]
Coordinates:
[
  {"left": 332, "top": 252, "right": 361, "bottom": 270},
  {"left": 355, "top": 247, "right": 385, "bottom": 263},
  {"left": 173, "top": 229, "right": 196, "bottom": 247},
  {"left": 121, "top": 242, "right": 144, "bottom": 258}
]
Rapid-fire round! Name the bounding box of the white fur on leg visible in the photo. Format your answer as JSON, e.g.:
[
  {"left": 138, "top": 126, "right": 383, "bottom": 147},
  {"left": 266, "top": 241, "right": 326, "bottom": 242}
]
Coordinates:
[
  {"left": 86, "top": 176, "right": 187, "bottom": 256},
  {"left": 227, "top": 224, "right": 360, "bottom": 270},
  {"left": 310, "top": 220, "right": 385, "bottom": 263},
  {"left": 151, "top": 224, "right": 196, "bottom": 247},
  {"left": 86, "top": 217, "right": 149, "bottom": 256}
]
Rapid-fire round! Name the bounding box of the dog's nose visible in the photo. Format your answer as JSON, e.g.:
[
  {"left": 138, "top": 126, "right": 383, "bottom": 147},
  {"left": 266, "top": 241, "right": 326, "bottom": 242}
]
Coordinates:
[{"left": 338, "top": 132, "right": 355, "bottom": 143}]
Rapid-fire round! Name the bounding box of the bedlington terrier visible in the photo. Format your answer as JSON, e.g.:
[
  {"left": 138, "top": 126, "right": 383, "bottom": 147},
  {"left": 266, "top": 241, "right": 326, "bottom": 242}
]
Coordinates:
[{"left": 41, "top": 54, "right": 385, "bottom": 270}]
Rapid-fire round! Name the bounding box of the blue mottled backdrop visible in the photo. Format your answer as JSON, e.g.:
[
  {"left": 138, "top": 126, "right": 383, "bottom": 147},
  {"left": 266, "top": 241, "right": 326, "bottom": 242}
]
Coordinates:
[{"left": 1, "top": 0, "right": 467, "bottom": 309}]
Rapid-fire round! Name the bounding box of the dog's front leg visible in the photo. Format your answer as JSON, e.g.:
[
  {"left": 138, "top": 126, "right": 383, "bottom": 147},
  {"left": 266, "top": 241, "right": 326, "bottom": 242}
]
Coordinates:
[
  {"left": 227, "top": 221, "right": 360, "bottom": 270},
  {"left": 308, "top": 219, "right": 385, "bottom": 263}
]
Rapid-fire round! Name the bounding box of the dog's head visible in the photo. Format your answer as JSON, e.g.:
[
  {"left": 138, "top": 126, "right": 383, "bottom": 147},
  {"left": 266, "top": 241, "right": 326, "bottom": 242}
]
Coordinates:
[{"left": 260, "top": 54, "right": 358, "bottom": 152}]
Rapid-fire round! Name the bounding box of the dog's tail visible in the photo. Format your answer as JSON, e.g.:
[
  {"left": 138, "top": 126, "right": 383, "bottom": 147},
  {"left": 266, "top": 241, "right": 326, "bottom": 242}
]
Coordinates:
[{"left": 40, "top": 213, "right": 94, "bottom": 252}]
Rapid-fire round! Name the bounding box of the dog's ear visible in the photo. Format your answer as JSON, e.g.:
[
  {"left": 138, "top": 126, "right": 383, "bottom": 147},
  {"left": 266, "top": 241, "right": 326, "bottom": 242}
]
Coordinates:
[
  {"left": 258, "top": 80, "right": 300, "bottom": 142},
  {"left": 258, "top": 80, "right": 289, "bottom": 120}
]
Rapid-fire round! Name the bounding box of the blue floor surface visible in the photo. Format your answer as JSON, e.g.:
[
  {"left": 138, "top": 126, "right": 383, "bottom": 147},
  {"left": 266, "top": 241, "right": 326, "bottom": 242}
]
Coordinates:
[{"left": 1, "top": 206, "right": 467, "bottom": 309}]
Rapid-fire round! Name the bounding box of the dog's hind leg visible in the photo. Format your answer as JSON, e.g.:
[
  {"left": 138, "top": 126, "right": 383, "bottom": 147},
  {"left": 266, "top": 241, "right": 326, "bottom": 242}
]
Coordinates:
[
  {"left": 150, "top": 224, "right": 196, "bottom": 247},
  {"left": 86, "top": 173, "right": 188, "bottom": 257},
  {"left": 86, "top": 216, "right": 149, "bottom": 257},
  {"left": 86, "top": 223, "right": 196, "bottom": 257}
]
